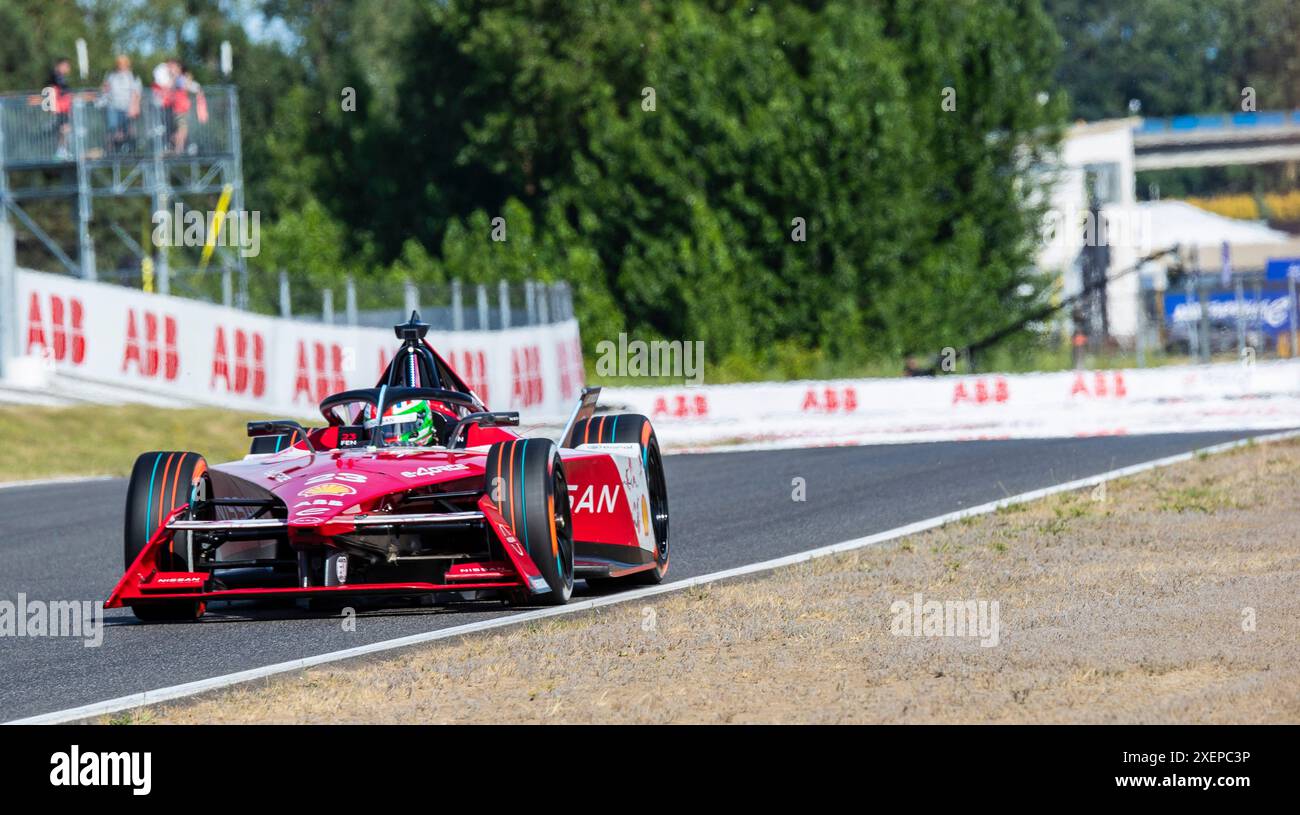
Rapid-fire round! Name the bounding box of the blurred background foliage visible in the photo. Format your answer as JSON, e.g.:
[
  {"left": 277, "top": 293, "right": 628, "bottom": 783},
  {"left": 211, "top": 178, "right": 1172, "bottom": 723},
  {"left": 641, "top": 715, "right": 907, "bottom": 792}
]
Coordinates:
[{"left": 3, "top": 0, "right": 1297, "bottom": 379}]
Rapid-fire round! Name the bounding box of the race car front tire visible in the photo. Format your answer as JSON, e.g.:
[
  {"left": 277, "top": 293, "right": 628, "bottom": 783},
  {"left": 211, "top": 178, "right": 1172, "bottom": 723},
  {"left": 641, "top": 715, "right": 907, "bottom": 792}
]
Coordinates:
[
  {"left": 127, "top": 600, "right": 206, "bottom": 622},
  {"left": 486, "top": 438, "right": 574, "bottom": 605},
  {"left": 122, "top": 451, "right": 209, "bottom": 622}
]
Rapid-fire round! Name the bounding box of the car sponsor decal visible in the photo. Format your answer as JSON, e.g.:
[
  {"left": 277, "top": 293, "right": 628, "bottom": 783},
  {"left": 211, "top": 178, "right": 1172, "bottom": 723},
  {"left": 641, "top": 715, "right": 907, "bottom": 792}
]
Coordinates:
[
  {"left": 400, "top": 463, "right": 471, "bottom": 478},
  {"left": 495, "top": 521, "right": 527, "bottom": 558},
  {"left": 305, "top": 472, "right": 368, "bottom": 484},
  {"left": 293, "top": 499, "right": 344, "bottom": 509},
  {"left": 153, "top": 575, "right": 203, "bottom": 585},
  {"left": 567, "top": 483, "right": 621, "bottom": 513},
  {"left": 299, "top": 482, "right": 357, "bottom": 497}
]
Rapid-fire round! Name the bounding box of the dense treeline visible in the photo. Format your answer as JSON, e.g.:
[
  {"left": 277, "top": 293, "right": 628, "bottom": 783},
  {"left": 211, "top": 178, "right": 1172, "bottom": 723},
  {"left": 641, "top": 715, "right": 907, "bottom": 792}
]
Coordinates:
[
  {"left": 3, "top": 1, "right": 1294, "bottom": 375},
  {"left": 1045, "top": 0, "right": 1300, "bottom": 201},
  {"left": 1045, "top": 0, "right": 1300, "bottom": 120}
]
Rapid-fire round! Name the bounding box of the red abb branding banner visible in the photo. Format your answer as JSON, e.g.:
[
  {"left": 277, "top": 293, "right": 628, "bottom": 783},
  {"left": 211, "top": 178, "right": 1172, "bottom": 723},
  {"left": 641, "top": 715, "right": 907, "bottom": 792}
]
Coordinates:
[
  {"left": 604, "top": 362, "right": 1300, "bottom": 448},
  {"left": 14, "top": 270, "right": 584, "bottom": 418}
]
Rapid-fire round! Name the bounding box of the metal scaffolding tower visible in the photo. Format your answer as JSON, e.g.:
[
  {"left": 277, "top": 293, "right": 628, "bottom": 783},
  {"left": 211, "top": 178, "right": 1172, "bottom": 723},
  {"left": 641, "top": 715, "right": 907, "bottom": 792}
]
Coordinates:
[{"left": 0, "top": 84, "right": 247, "bottom": 304}]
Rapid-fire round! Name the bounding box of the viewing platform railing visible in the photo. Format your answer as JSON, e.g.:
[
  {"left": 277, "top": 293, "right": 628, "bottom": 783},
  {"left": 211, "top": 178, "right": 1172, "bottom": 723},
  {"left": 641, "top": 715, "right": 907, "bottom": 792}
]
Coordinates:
[{"left": 0, "top": 84, "right": 238, "bottom": 168}]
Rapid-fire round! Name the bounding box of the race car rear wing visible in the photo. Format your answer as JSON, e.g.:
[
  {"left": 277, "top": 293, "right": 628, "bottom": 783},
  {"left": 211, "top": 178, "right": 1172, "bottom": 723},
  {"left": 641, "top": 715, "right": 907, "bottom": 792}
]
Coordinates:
[
  {"left": 560, "top": 386, "right": 602, "bottom": 448},
  {"left": 247, "top": 419, "right": 317, "bottom": 455}
]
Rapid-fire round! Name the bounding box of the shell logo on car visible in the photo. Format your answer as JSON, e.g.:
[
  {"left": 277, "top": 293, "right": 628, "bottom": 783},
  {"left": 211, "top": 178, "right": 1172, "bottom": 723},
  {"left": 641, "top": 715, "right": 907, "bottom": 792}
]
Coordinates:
[{"left": 299, "top": 483, "right": 357, "bottom": 498}]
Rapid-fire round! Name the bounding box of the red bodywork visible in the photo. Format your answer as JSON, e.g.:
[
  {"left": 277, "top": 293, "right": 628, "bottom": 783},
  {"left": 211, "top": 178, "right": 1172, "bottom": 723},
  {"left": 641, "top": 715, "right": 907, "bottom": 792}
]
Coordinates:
[{"left": 107, "top": 344, "right": 660, "bottom": 612}]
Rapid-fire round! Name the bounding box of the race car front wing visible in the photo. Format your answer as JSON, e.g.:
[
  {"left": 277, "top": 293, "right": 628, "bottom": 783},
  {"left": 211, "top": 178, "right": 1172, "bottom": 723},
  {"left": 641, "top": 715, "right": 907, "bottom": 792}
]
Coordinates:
[{"left": 106, "top": 494, "right": 551, "bottom": 610}]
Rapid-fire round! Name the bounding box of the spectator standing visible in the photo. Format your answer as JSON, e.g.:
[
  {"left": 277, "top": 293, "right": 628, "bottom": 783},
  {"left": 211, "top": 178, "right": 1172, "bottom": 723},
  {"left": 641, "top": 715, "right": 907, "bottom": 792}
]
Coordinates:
[
  {"left": 151, "top": 59, "right": 175, "bottom": 151},
  {"left": 102, "top": 54, "right": 142, "bottom": 153},
  {"left": 169, "top": 62, "right": 197, "bottom": 154},
  {"left": 47, "top": 57, "right": 74, "bottom": 159}
]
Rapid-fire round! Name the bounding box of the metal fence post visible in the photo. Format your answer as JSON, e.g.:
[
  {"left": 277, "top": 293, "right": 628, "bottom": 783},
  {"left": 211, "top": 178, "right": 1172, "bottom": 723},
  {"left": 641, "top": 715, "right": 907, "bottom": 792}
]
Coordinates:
[
  {"left": 149, "top": 97, "right": 171, "bottom": 297},
  {"left": 404, "top": 278, "right": 419, "bottom": 318},
  {"left": 451, "top": 278, "right": 464, "bottom": 331},
  {"left": 538, "top": 282, "right": 550, "bottom": 324},
  {"left": 1135, "top": 284, "right": 1146, "bottom": 368},
  {"left": 1254, "top": 278, "right": 1264, "bottom": 350},
  {"left": 1197, "top": 260, "right": 1210, "bottom": 363},
  {"left": 72, "top": 98, "right": 96, "bottom": 281},
  {"left": 228, "top": 87, "right": 250, "bottom": 310},
  {"left": 476, "top": 283, "right": 489, "bottom": 330},
  {"left": 0, "top": 220, "right": 15, "bottom": 380},
  {"left": 499, "top": 280, "right": 510, "bottom": 329},
  {"left": 561, "top": 281, "right": 574, "bottom": 320},
  {"left": 345, "top": 275, "right": 358, "bottom": 326},
  {"left": 524, "top": 279, "right": 536, "bottom": 325},
  {"left": 279, "top": 270, "right": 291, "bottom": 318},
  {"left": 1290, "top": 273, "right": 1299, "bottom": 360},
  {"left": 221, "top": 266, "right": 233, "bottom": 308},
  {"left": 1234, "top": 275, "right": 1246, "bottom": 359},
  {"left": 322, "top": 288, "right": 334, "bottom": 325}
]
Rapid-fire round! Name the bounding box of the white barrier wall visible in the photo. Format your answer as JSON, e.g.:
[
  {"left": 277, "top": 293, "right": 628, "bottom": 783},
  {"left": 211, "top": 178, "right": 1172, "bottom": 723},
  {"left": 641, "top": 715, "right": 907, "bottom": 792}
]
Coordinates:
[
  {"left": 11, "top": 268, "right": 1300, "bottom": 451},
  {"left": 12, "top": 269, "right": 585, "bottom": 419},
  {"left": 604, "top": 361, "right": 1300, "bottom": 450}
]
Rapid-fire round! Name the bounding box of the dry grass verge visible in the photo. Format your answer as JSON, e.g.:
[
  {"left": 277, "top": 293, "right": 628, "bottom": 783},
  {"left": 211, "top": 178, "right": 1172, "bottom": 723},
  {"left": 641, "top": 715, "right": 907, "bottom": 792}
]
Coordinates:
[{"left": 132, "top": 438, "right": 1300, "bottom": 724}]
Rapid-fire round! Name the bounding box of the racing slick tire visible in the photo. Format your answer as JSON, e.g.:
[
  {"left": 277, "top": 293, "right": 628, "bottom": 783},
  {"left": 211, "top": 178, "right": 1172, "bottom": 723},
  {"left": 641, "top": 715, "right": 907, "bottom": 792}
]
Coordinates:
[
  {"left": 122, "top": 451, "right": 209, "bottom": 622},
  {"left": 486, "top": 438, "right": 574, "bottom": 605},
  {"left": 568, "top": 414, "right": 670, "bottom": 585}
]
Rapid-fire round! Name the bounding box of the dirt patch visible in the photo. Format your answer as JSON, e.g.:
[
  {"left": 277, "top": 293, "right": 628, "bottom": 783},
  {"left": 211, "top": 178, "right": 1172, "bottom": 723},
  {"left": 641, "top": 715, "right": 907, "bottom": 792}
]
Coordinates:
[{"left": 135, "top": 438, "right": 1300, "bottom": 724}]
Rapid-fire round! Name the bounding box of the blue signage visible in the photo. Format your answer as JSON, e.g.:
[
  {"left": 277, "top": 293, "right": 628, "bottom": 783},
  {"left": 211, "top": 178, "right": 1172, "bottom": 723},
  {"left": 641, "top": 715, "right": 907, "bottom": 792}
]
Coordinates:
[
  {"left": 1164, "top": 291, "right": 1293, "bottom": 334},
  {"left": 1265, "top": 258, "right": 1300, "bottom": 282}
]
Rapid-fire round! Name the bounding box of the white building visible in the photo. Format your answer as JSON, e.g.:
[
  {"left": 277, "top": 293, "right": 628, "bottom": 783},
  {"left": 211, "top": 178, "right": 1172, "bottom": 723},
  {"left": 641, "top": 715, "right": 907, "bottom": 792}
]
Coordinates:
[
  {"left": 1037, "top": 118, "right": 1142, "bottom": 341},
  {"left": 1037, "top": 117, "right": 1300, "bottom": 345}
]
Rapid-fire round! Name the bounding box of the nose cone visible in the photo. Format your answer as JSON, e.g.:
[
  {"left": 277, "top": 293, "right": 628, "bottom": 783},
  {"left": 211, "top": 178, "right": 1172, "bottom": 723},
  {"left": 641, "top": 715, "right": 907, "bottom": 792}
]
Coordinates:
[
  {"left": 287, "top": 493, "right": 354, "bottom": 527},
  {"left": 281, "top": 474, "right": 367, "bottom": 527}
]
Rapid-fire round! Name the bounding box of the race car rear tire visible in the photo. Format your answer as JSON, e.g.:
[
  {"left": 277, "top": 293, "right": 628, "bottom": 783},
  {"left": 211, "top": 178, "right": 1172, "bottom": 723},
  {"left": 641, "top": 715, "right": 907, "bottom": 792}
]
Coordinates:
[
  {"left": 569, "top": 414, "right": 669, "bottom": 585},
  {"left": 486, "top": 438, "right": 574, "bottom": 605},
  {"left": 124, "top": 450, "right": 208, "bottom": 572}
]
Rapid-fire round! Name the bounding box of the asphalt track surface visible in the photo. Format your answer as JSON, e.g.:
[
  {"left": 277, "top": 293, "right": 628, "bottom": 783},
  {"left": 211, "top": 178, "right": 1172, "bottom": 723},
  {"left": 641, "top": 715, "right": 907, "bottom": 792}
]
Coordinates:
[{"left": 0, "top": 430, "right": 1274, "bottom": 720}]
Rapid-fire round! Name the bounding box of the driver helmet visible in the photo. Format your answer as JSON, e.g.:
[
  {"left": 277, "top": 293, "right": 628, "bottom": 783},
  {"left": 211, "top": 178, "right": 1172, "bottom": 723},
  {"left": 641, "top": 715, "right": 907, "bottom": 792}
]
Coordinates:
[{"left": 365, "top": 399, "right": 439, "bottom": 446}]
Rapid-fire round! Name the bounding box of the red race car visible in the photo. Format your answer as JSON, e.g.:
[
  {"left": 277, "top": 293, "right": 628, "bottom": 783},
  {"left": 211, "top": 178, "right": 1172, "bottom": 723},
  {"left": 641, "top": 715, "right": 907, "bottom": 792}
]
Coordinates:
[{"left": 108, "top": 313, "right": 669, "bottom": 621}]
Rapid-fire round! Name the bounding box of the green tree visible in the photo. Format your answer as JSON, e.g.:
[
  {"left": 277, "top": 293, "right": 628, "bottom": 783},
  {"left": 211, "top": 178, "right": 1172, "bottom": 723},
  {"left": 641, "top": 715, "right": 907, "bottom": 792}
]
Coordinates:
[{"left": 375, "top": 1, "right": 1064, "bottom": 364}]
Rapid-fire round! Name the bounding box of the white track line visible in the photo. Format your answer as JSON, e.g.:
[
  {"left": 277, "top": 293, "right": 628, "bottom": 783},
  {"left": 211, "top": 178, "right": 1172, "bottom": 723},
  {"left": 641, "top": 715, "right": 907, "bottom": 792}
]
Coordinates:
[
  {"left": 0, "top": 475, "right": 114, "bottom": 491},
  {"left": 8, "top": 428, "right": 1299, "bottom": 725}
]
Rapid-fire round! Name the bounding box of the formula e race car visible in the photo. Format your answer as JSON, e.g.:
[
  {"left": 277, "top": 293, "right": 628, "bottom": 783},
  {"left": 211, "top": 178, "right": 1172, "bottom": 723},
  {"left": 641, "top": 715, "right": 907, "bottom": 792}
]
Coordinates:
[{"left": 107, "top": 313, "right": 669, "bottom": 621}]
